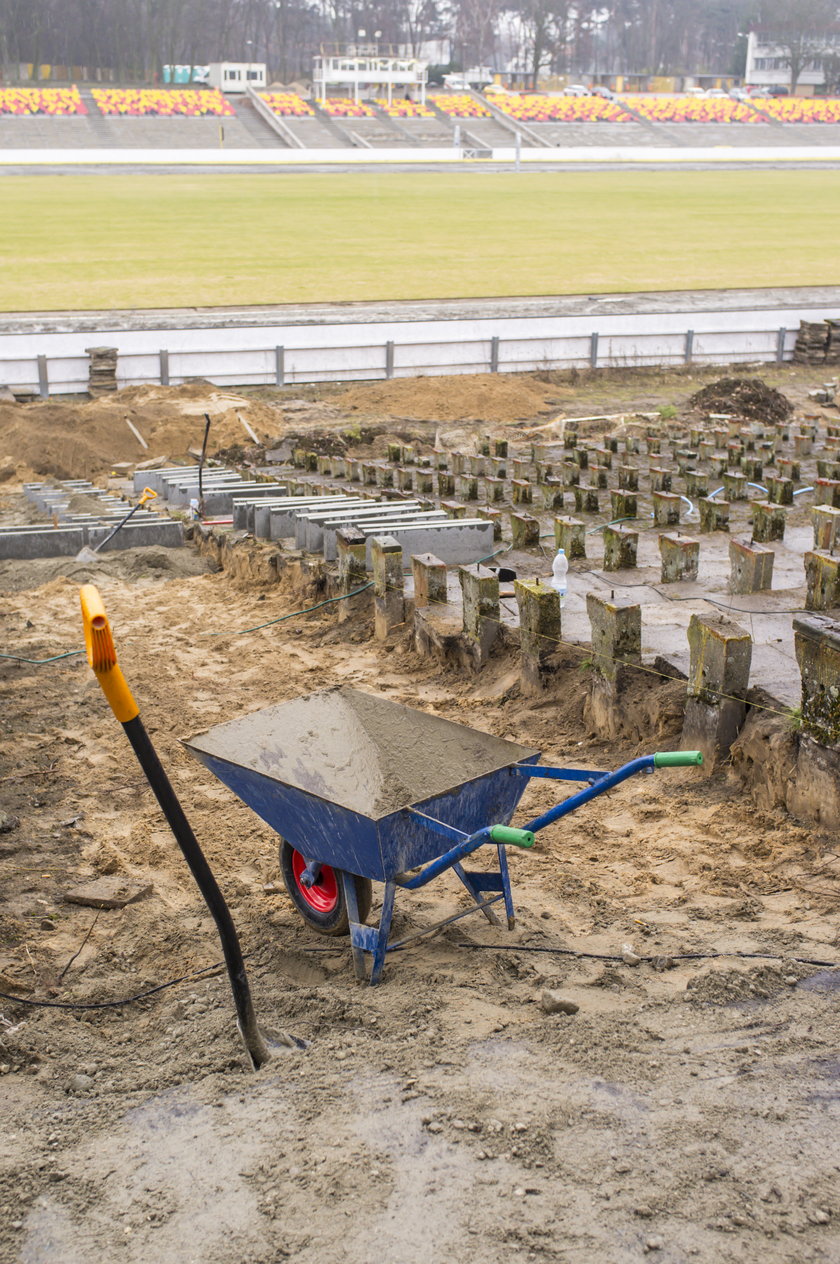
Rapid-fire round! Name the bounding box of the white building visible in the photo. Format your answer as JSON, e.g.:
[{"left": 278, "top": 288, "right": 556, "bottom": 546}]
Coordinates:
[
  {"left": 207, "top": 63, "right": 267, "bottom": 94},
  {"left": 744, "top": 31, "right": 827, "bottom": 94},
  {"left": 312, "top": 47, "right": 427, "bottom": 105}
]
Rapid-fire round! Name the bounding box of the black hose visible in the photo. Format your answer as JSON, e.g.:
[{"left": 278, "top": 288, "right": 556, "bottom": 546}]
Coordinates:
[{"left": 121, "top": 714, "right": 271, "bottom": 1068}]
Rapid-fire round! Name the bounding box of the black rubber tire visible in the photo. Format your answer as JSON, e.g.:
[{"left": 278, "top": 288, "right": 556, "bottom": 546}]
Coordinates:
[{"left": 279, "top": 839, "right": 372, "bottom": 937}]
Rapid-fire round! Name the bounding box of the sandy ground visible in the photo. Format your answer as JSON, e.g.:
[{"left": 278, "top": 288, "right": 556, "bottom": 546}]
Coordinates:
[
  {"left": 2, "top": 367, "right": 840, "bottom": 1264},
  {"left": 2, "top": 547, "right": 840, "bottom": 1264}
]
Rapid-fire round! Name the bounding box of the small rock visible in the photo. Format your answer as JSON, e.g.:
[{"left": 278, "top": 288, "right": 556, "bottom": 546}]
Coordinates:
[
  {"left": 540, "top": 989, "right": 580, "bottom": 1016},
  {"left": 811, "top": 1209, "right": 831, "bottom": 1224},
  {"left": 784, "top": 975, "right": 798, "bottom": 986},
  {"left": 634, "top": 1205, "right": 655, "bottom": 1218},
  {"left": 645, "top": 1237, "right": 664, "bottom": 1253},
  {"left": 621, "top": 944, "right": 642, "bottom": 966},
  {"left": 40, "top": 919, "right": 57, "bottom": 932},
  {"left": 426, "top": 1121, "right": 443, "bottom": 1134},
  {"left": 0, "top": 812, "right": 19, "bottom": 834},
  {"left": 68, "top": 1073, "right": 94, "bottom": 1092},
  {"left": 64, "top": 877, "right": 152, "bottom": 910},
  {"left": 513, "top": 1187, "right": 526, "bottom": 1197}
]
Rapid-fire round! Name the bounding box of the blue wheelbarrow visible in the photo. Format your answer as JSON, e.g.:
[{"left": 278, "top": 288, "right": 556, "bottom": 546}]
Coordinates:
[{"left": 184, "top": 687, "right": 702, "bottom": 984}]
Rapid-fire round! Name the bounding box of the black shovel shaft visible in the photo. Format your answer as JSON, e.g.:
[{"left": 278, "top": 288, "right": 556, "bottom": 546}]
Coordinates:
[
  {"left": 198, "top": 414, "right": 212, "bottom": 511},
  {"left": 92, "top": 502, "right": 142, "bottom": 553},
  {"left": 120, "top": 714, "right": 268, "bottom": 1068}
]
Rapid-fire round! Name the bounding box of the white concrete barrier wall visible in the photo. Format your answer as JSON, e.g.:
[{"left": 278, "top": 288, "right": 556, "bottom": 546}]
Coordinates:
[{"left": 2, "top": 305, "right": 837, "bottom": 396}]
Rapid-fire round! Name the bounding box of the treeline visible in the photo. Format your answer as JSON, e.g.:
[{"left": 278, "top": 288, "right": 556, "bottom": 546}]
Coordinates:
[{"left": 0, "top": 0, "right": 832, "bottom": 87}]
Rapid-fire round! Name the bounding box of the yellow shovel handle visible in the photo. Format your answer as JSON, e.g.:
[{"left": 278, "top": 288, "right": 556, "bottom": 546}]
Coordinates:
[{"left": 79, "top": 585, "right": 139, "bottom": 723}]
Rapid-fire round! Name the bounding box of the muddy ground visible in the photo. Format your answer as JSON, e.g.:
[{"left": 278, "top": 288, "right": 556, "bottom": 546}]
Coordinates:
[{"left": 2, "top": 367, "right": 840, "bottom": 1264}]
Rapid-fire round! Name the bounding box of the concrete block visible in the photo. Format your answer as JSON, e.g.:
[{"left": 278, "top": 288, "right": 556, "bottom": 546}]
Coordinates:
[
  {"left": 588, "top": 464, "right": 609, "bottom": 490},
  {"left": 813, "top": 505, "right": 840, "bottom": 553},
  {"left": 751, "top": 501, "right": 786, "bottom": 543},
  {"left": 740, "top": 458, "right": 763, "bottom": 482},
  {"left": 460, "top": 564, "right": 500, "bottom": 668},
  {"left": 539, "top": 480, "right": 564, "bottom": 511},
  {"left": 0, "top": 526, "right": 86, "bottom": 559},
  {"left": 437, "top": 472, "right": 455, "bottom": 498},
  {"left": 652, "top": 490, "right": 681, "bottom": 527},
  {"left": 602, "top": 524, "right": 638, "bottom": 571},
  {"left": 574, "top": 485, "right": 601, "bottom": 514},
  {"left": 88, "top": 519, "right": 184, "bottom": 551},
  {"left": 336, "top": 527, "right": 369, "bottom": 622},
  {"left": 511, "top": 479, "right": 533, "bottom": 506},
  {"left": 765, "top": 476, "right": 794, "bottom": 506},
  {"left": 777, "top": 457, "right": 800, "bottom": 482},
  {"left": 794, "top": 614, "right": 840, "bottom": 744},
  {"left": 794, "top": 432, "right": 813, "bottom": 457},
  {"left": 375, "top": 465, "right": 394, "bottom": 489},
  {"left": 609, "top": 490, "right": 637, "bottom": 520},
  {"left": 483, "top": 476, "right": 505, "bottom": 503},
  {"left": 729, "top": 538, "right": 774, "bottom": 594},
  {"left": 476, "top": 506, "right": 503, "bottom": 540},
  {"left": 572, "top": 448, "right": 589, "bottom": 470},
  {"left": 816, "top": 479, "right": 840, "bottom": 509},
  {"left": 586, "top": 593, "right": 641, "bottom": 682},
  {"left": 723, "top": 472, "right": 747, "bottom": 501},
  {"left": 617, "top": 465, "right": 639, "bottom": 491},
  {"left": 699, "top": 497, "right": 730, "bottom": 533},
  {"left": 592, "top": 446, "right": 612, "bottom": 469},
  {"left": 440, "top": 501, "right": 467, "bottom": 521},
  {"left": 554, "top": 516, "right": 586, "bottom": 560},
  {"left": 321, "top": 511, "right": 445, "bottom": 560},
  {"left": 455, "top": 474, "right": 478, "bottom": 502},
  {"left": 362, "top": 520, "right": 494, "bottom": 568},
  {"left": 397, "top": 468, "right": 414, "bottom": 493},
  {"left": 684, "top": 470, "right": 709, "bottom": 499},
  {"left": 805, "top": 551, "right": 840, "bottom": 612},
  {"left": 515, "top": 578, "right": 562, "bottom": 693},
  {"left": 412, "top": 552, "right": 447, "bottom": 608},
  {"left": 649, "top": 466, "right": 672, "bottom": 493},
  {"left": 510, "top": 512, "right": 540, "bottom": 549},
  {"left": 659, "top": 533, "right": 699, "bottom": 583},
  {"left": 371, "top": 536, "right": 405, "bottom": 640},
  {"left": 415, "top": 470, "right": 434, "bottom": 495},
  {"left": 817, "top": 459, "right": 840, "bottom": 481},
  {"left": 493, "top": 439, "right": 508, "bottom": 458},
  {"left": 561, "top": 461, "right": 580, "bottom": 488}
]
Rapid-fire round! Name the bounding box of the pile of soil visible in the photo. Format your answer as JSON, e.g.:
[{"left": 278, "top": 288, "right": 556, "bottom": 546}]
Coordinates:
[
  {"left": 336, "top": 373, "right": 557, "bottom": 424},
  {"left": 688, "top": 376, "right": 794, "bottom": 423},
  {"left": 0, "top": 382, "right": 284, "bottom": 483}
]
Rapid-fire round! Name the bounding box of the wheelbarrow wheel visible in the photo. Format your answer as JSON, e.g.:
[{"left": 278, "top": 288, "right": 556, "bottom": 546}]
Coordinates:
[{"left": 279, "top": 841, "right": 372, "bottom": 936}]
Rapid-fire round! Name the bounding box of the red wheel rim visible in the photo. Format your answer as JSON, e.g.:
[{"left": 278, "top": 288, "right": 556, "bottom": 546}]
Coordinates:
[{"left": 291, "top": 849, "right": 339, "bottom": 914}]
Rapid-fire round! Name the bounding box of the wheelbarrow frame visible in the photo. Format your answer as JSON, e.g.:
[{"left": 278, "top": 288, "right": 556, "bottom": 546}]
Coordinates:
[{"left": 307, "top": 750, "right": 702, "bottom": 984}]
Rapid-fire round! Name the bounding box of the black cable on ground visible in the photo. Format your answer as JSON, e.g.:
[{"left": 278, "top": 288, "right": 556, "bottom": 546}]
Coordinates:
[
  {"left": 457, "top": 943, "right": 840, "bottom": 968},
  {"left": 0, "top": 960, "right": 227, "bottom": 1011}
]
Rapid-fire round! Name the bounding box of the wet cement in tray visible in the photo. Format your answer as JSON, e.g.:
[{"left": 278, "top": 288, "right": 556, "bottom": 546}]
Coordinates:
[{"left": 184, "top": 687, "right": 539, "bottom": 818}]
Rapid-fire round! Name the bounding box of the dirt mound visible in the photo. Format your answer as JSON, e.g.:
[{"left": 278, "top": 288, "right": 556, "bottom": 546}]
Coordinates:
[
  {"left": 0, "top": 546, "right": 214, "bottom": 594},
  {"left": 0, "top": 383, "right": 284, "bottom": 482},
  {"left": 336, "top": 373, "right": 556, "bottom": 424},
  {"left": 688, "top": 377, "right": 793, "bottom": 423}
]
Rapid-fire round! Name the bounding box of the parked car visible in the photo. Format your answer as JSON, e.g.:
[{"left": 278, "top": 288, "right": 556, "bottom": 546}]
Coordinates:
[
  {"left": 705, "top": 88, "right": 729, "bottom": 98},
  {"left": 592, "top": 85, "right": 617, "bottom": 100},
  {"left": 564, "top": 84, "right": 591, "bottom": 96}
]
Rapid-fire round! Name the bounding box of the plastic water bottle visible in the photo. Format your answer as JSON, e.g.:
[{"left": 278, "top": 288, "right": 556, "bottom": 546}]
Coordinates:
[{"left": 551, "top": 547, "right": 568, "bottom": 600}]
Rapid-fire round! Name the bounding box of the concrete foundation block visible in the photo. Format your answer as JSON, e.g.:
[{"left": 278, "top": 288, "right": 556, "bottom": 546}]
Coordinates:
[
  {"left": 589, "top": 464, "right": 609, "bottom": 490},
  {"left": 337, "top": 527, "right": 369, "bottom": 623},
  {"left": 514, "top": 579, "right": 562, "bottom": 693},
  {"left": 459, "top": 564, "right": 500, "bottom": 668},
  {"left": 553, "top": 516, "right": 586, "bottom": 560},
  {"left": 450, "top": 453, "right": 467, "bottom": 476},
  {"left": 87, "top": 520, "right": 184, "bottom": 551},
  {"left": 609, "top": 490, "right": 637, "bottom": 520},
  {"left": 415, "top": 471, "right": 434, "bottom": 495},
  {"left": 682, "top": 612, "right": 752, "bottom": 765},
  {"left": 723, "top": 472, "right": 747, "bottom": 501},
  {"left": 812, "top": 505, "right": 840, "bottom": 552},
  {"left": 586, "top": 593, "right": 641, "bottom": 682},
  {"left": 699, "top": 497, "right": 730, "bottom": 533},
  {"left": 729, "top": 537, "right": 774, "bottom": 594},
  {"left": 659, "top": 533, "right": 699, "bottom": 583},
  {"left": 794, "top": 614, "right": 840, "bottom": 744},
  {"left": 751, "top": 501, "right": 786, "bottom": 543},
  {"left": 437, "top": 473, "right": 455, "bottom": 498},
  {"left": 740, "top": 458, "right": 763, "bottom": 483},
  {"left": 777, "top": 458, "right": 800, "bottom": 481},
  {"left": 511, "top": 478, "right": 533, "bottom": 506},
  {"left": 572, "top": 448, "right": 589, "bottom": 470},
  {"left": 510, "top": 512, "right": 540, "bottom": 550},
  {"left": 765, "top": 476, "right": 793, "bottom": 506},
  {"left": 371, "top": 536, "right": 405, "bottom": 640},
  {"left": 684, "top": 470, "right": 709, "bottom": 499},
  {"left": 816, "top": 479, "right": 840, "bottom": 508},
  {"left": 561, "top": 462, "right": 581, "bottom": 488},
  {"left": 650, "top": 466, "right": 672, "bottom": 493},
  {"left": 397, "top": 468, "right": 414, "bottom": 493},
  {"left": 441, "top": 501, "right": 468, "bottom": 520},
  {"left": 455, "top": 475, "right": 478, "bottom": 502},
  {"left": 805, "top": 551, "right": 840, "bottom": 611},
  {"left": 411, "top": 552, "right": 448, "bottom": 608},
  {"left": 602, "top": 524, "right": 638, "bottom": 571},
  {"left": 483, "top": 476, "right": 505, "bottom": 503},
  {"left": 0, "top": 526, "right": 86, "bottom": 559},
  {"left": 476, "top": 506, "right": 503, "bottom": 540},
  {"left": 539, "top": 480, "right": 565, "bottom": 510},
  {"left": 617, "top": 465, "right": 639, "bottom": 491},
  {"left": 574, "top": 485, "right": 601, "bottom": 514},
  {"left": 494, "top": 439, "right": 508, "bottom": 458},
  {"left": 652, "top": 490, "right": 681, "bottom": 527}
]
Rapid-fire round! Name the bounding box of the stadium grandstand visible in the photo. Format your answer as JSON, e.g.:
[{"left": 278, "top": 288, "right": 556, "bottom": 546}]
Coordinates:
[{"left": 1, "top": 81, "right": 840, "bottom": 153}]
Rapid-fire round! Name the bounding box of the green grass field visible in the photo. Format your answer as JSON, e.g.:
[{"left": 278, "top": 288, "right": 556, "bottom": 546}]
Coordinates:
[{"left": 2, "top": 169, "right": 839, "bottom": 311}]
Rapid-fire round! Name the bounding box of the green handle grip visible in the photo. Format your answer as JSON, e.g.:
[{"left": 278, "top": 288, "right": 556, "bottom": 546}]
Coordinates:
[
  {"left": 653, "top": 750, "right": 703, "bottom": 767},
  {"left": 489, "top": 825, "right": 536, "bottom": 848}
]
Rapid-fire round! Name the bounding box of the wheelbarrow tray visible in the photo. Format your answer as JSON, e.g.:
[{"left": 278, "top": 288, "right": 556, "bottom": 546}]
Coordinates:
[{"left": 183, "top": 687, "right": 540, "bottom": 882}]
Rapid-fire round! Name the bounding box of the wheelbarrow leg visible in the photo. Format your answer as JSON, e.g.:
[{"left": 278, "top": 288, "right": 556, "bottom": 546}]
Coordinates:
[
  {"left": 497, "top": 843, "right": 516, "bottom": 930},
  {"left": 452, "top": 861, "right": 501, "bottom": 925},
  {"left": 369, "top": 881, "right": 397, "bottom": 986},
  {"left": 341, "top": 870, "right": 368, "bottom": 982}
]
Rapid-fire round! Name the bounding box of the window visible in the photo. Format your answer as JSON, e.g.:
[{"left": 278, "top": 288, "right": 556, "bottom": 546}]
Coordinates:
[
  {"left": 225, "top": 69, "right": 241, "bottom": 80},
  {"left": 247, "top": 70, "right": 261, "bottom": 80}
]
